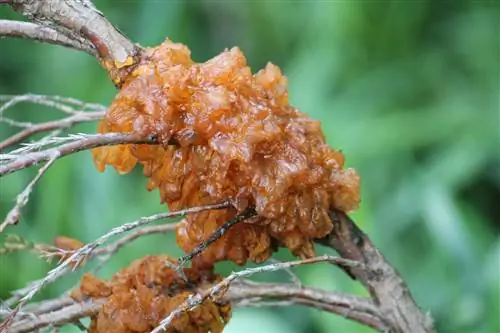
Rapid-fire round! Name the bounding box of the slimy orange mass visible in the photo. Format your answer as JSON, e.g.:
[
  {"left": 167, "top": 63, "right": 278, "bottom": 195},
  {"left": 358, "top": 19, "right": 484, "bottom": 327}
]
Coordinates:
[{"left": 93, "top": 39, "right": 360, "bottom": 268}]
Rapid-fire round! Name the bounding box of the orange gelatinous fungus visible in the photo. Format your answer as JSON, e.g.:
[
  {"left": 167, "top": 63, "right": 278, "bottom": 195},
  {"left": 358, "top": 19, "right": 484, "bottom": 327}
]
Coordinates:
[
  {"left": 71, "top": 255, "right": 231, "bottom": 333},
  {"left": 93, "top": 39, "right": 360, "bottom": 267}
]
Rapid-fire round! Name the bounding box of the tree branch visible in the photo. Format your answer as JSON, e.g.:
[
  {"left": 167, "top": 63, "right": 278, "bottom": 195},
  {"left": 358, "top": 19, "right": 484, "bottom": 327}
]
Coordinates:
[
  {"left": 231, "top": 282, "right": 387, "bottom": 331},
  {"left": 317, "top": 210, "right": 436, "bottom": 333},
  {"left": 5, "top": 0, "right": 142, "bottom": 86},
  {"left": 0, "top": 20, "right": 96, "bottom": 56},
  {"left": 7, "top": 299, "right": 105, "bottom": 333}
]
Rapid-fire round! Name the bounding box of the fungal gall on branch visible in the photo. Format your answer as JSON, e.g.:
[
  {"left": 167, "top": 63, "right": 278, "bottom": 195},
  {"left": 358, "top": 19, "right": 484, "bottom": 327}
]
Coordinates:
[
  {"left": 71, "top": 255, "right": 231, "bottom": 333},
  {"left": 93, "top": 39, "right": 360, "bottom": 268}
]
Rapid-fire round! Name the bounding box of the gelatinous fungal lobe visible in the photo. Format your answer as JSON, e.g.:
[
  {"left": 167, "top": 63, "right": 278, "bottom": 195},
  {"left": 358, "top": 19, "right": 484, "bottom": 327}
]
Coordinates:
[
  {"left": 93, "top": 39, "right": 360, "bottom": 267},
  {"left": 71, "top": 255, "right": 231, "bottom": 333}
]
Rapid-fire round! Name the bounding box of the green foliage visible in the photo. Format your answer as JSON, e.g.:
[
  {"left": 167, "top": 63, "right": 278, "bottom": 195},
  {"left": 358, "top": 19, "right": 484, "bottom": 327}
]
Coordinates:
[{"left": 0, "top": 1, "right": 498, "bottom": 332}]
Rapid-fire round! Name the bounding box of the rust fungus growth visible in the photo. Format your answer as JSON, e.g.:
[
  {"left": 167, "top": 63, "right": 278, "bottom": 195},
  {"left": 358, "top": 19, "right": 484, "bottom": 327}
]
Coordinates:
[
  {"left": 71, "top": 255, "right": 231, "bottom": 333},
  {"left": 93, "top": 39, "right": 360, "bottom": 267}
]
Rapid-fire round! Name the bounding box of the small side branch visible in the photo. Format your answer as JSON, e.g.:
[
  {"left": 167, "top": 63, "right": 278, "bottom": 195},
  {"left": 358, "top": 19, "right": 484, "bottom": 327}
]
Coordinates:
[
  {"left": 0, "top": 133, "right": 159, "bottom": 177},
  {"left": 0, "top": 111, "right": 104, "bottom": 151},
  {"left": 0, "top": 153, "right": 59, "bottom": 233},
  {"left": 0, "top": 20, "right": 96, "bottom": 56},
  {"left": 7, "top": 299, "right": 106, "bottom": 333},
  {"left": 0, "top": 94, "right": 106, "bottom": 151},
  {"left": 177, "top": 206, "right": 257, "bottom": 267}
]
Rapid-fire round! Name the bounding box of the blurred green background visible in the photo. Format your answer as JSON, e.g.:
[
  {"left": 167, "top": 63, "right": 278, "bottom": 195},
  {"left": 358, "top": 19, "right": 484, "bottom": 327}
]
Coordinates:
[{"left": 1, "top": 1, "right": 499, "bottom": 332}]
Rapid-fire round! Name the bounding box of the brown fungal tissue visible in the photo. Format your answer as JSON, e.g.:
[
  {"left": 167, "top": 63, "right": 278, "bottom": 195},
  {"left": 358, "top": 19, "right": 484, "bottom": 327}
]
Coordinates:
[
  {"left": 93, "top": 39, "right": 360, "bottom": 268},
  {"left": 71, "top": 255, "right": 231, "bottom": 333}
]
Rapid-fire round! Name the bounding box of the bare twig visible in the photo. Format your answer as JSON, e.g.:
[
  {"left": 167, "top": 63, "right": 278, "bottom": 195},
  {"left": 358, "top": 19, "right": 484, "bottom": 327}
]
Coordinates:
[
  {"left": 0, "top": 202, "right": 231, "bottom": 330},
  {"left": 7, "top": 299, "right": 105, "bottom": 333},
  {"left": 90, "top": 223, "right": 179, "bottom": 272},
  {"left": 0, "top": 111, "right": 104, "bottom": 151},
  {"left": 266, "top": 258, "right": 303, "bottom": 288},
  {"left": 0, "top": 94, "right": 106, "bottom": 151},
  {"left": 23, "top": 297, "right": 73, "bottom": 315},
  {"left": 0, "top": 153, "right": 59, "bottom": 233},
  {"left": 0, "top": 132, "right": 158, "bottom": 176},
  {"left": 151, "top": 255, "right": 368, "bottom": 333},
  {"left": 6, "top": 0, "right": 142, "bottom": 86},
  {"left": 229, "top": 281, "right": 387, "bottom": 331},
  {"left": 0, "top": 94, "right": 106, "bottom": 116},
  {"left": 0, "top": 234, "right": 32, "bottom": 255},
  {"left": 94, "top": 223, "right": 178, "bottom": 258},
  {"left": 228, "top": 280, "right": 379, "bottom": 316},
  {"left": 177, "top": 206, "right": 257, "bottom": 268},
  {"left": 1, "top": 133, "right": 106, "bottom": 157},
  {"left": 0, "top": 20, "right": 96, "bottom": 56}
]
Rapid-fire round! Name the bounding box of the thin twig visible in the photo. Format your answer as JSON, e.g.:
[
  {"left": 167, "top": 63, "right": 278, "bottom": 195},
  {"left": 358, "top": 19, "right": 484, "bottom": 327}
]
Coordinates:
[
  {"left": 266, "top": 258, "right": 303, "bottom": 288},
  {"left": 24, "top": 297, "right": 73, "bottom": 316},
  {"left": 91, "top": 223, "right": 179, "bottom": 273},
  {"left": 0, "top": 153, "right": 59, "bottom": 233},
  {"left": 0, "top": 111, "right": 104, "bottom": 151},
  {"left": 0, "top": 202, "right": 231, "bottom": 330},
  {"left": 94, "top": 223, "right": 178, "bottom": 258},
  {"left": 176, "top": 206, "right": 257, "bottom": 268},
  {"left": 151, "top": 255, "right": 368, "bottom": 333},
  {"left": 0, "top": 132, "right": 159, "bottom": 177},
  {"left": 1, "top": 133, "right": 104, "bottom": 157},
  {"left": 7, "top": 299, "right": 105, "bottom": 333},
  {"left": 0, "top": 94, "right": 105, "bottom": 117},
  {"left": 0, "top": 20, "right": 96, "bottom": 56}
]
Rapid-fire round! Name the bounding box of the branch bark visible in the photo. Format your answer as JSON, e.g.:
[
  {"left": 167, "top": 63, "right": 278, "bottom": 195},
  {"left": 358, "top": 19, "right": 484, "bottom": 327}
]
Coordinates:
[
  {"left": 318, "top": 210, "right": 436, "bottom": 333},
  {"left": 0, "top": 133, "right": 158, "bottom": 177},
  {"left": 4, "top": 0, "right": 142, "bottom": 86},
  {"left": 0, "top": 111, "right": 104, "bottom": 151},
  {"left": 0, "top": 20, "right": 96, "bottom": 56}
]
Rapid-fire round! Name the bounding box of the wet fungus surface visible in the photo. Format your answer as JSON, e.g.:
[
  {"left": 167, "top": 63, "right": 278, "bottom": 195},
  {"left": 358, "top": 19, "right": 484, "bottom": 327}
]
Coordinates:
[
  {"left": 71, "top": 255, "right": 230, "bottom": 333},
  {"left": 93, "top": 39, "right": 360, "bottom": 268}
]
